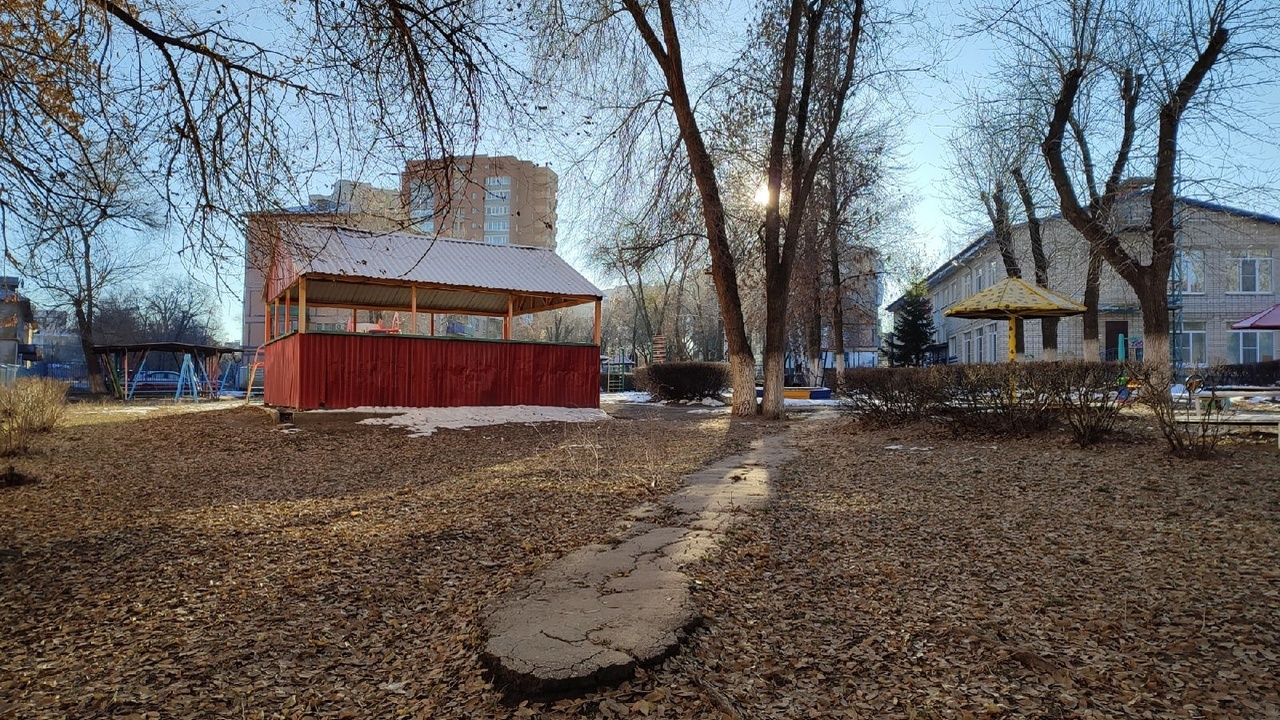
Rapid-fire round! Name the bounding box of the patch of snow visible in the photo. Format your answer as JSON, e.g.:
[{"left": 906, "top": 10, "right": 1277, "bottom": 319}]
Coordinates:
[
  {"left": 354, "top": 405, "right": 611, "bottom": 437},
  {"left": 784, "top": 398, "right": 841, "bottom": 407},
  {"left": 699, "top": 397, "right": 725, "bottom": 406},
  {"left": 687, "top": 407, "right": 730, "bottom": 414},
  {"left": 600, "top": 391, "right": 652, "bottom": 404},
  {"left": 884, "top": 444, "right": 933, "bottom": 452}
]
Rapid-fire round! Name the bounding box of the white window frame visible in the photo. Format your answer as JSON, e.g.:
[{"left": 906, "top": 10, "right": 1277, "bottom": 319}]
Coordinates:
[
  {"left": 1231, "top": 330, "right": 1275, "bottom": 364},
  {"left": 1227, "top": 250, "right": 1273, "bottom": 294},
  {"left": 484, "top": 234, "right": 509, "bottom": 245},
  {"left": 485, "top": 205, "right": 509, "bottom": 216},
  {"left": 987, "top": 322, "right": 998, "bottom": 362},
  {"left": 1173, "top": 249, "right": 1205, "bottom": 295},
  {"left": 484, "top": 219, "right": 510, "bottom": 232},
  {"left": 1175, "top": 322, "right": 1207, "bottom": 366},
  {"left": 485, "top": 175, "right": 512, "bottom": 187}
]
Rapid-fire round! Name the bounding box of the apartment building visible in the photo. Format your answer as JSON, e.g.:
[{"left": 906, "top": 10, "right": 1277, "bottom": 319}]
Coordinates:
[
  {"left": 401, "top": 155, "right": 558, "bottom": 249},
  {"left": 890, "top": 192, "right": 1279, "bottom": 367},
  {"left": 242, "top": 158, "right": 560, "bottom": 349}
]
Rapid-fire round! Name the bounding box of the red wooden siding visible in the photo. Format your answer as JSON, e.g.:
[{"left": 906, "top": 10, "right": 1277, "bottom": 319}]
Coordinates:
[
  {"left": 264, "top": 333, "right": 600, "bottom": 410},
  {"left": 263, "top": 332, "right": 301, "bottom": 408}
]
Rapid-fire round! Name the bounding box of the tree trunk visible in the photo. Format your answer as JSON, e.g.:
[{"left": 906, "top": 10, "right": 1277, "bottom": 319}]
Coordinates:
[
  {"left": 1135, "top": 277, "right": 1171, "bottom": 384},
  {"left": 1012, "top": 165, "right": 1055, "bottom": 360},
  {"left": 73, "top": 305, "right": 107, "bottom": 395},
  {"left": 1040, "top": 318, "right": 1059, "bottom": 361},
  {"left": 621, "top": 0, "right": 758, "bottom": 415},
  {"left": 806, "top": 294, "right": 822, "bottom": 386},
  {"left": 761, "top": 266, "right": 790, "bottom": 419},
  {"left": 826, "top": 149, "right": 846, "bottom": 391},
  {"left": 1082, "top": 247, "right": 1101, "bottom": 361}
]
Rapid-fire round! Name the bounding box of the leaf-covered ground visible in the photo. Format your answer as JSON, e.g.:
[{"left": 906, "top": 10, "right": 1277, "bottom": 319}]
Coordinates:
[
  {"left": 2, "top": 406, "right": 1277, "bottom": 719},
  {"left": 0, "top": 405, "right": 764, "bottom": 719},
  {"left": 548, "top": 419, "right": 1280, "bottom": 719}
]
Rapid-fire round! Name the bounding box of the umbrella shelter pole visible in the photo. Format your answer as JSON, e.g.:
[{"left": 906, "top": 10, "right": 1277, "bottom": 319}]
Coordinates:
[{"left": 1007, "top": 317, "right": 1017, "bottom": 364}]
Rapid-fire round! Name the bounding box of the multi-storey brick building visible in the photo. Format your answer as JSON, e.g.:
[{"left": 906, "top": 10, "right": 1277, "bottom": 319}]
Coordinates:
[
  {"left": 889, "top": 191, "right": 1279, "bottom": 367},
  {"left": 401, "top": 155, "right": 558, "bottom": 249}
]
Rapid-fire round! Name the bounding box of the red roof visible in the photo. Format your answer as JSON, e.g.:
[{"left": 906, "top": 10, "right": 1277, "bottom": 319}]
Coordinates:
[{"left": 1231, "top": 303, "right": 1280, "bottom": 330}]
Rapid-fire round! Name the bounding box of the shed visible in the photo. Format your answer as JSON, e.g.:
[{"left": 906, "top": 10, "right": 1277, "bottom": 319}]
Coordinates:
[{"left": 262, "top": 224, "right": 604, "bottom": 410}]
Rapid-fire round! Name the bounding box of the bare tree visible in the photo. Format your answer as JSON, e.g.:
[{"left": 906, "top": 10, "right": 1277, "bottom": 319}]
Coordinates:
[
  {"left": 0, "top": 0, "right": 516, "bottom": 269},
  {"left": 15, "top": 136, "right": 157, "bottom": 392},
  {"left": 981, "top": 0, "right": 1279, "bottom": 377}
]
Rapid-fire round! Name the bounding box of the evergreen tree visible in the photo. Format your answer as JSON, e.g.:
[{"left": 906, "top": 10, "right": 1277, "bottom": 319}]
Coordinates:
[{"left": 885, "top": 281, "right": 936, "bottom": 366}]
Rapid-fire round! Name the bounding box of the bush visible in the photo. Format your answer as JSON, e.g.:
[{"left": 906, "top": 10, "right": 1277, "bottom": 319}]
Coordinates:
[
  {"left": 840, "top": 366, "right": 946, "bottom": 426},
  {"left": 634, "top": 362, "right": 729, "bottom": 401},
  {"left": 0, "top": 378, "right": 69, "bottom": 455},
  {"left": 1128, "top": 361, "right": 1223, "bottom": 458},
  {"left": 939, "top": 363, "right": 1059, "bottom": 437},
  {"left": 1037, "top": 361, "right": 1126, "bottom": 447},
  {"left": 1205, "top": 359, "right": 1280, "bottom": 387}
]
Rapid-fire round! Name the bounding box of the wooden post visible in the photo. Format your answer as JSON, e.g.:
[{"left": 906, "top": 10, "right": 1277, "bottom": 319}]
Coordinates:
[
  {"left": 504, "top": 296, "right": 513, "bottom": 340},
  {"left": 410, "top": 286, "right": 418, "bottom": 334},
  {"left": 593, "top": 299, "right": 602, "bottom": 345},
  {"left": 298, "top": 278, "right": 308, "bottom": 334},
  {"left": 285, "top": 292, "right": 291, "bottom": 334},
  {"left": 430, "top": 313, "right": 435, "bottom": 336},
  {"left": 351, "top": 308, "right": 358, "bottom": 332}
]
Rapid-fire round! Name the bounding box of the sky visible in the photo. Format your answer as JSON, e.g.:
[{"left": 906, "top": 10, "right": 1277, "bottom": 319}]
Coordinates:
[{"left": 99, "top": 0, "right": 1280, "bottom": 341}]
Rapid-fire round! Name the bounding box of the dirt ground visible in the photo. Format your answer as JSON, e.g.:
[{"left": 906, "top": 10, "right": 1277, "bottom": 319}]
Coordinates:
[{"left": 1, "top": 404, "right": 1277, "bottom": 719}]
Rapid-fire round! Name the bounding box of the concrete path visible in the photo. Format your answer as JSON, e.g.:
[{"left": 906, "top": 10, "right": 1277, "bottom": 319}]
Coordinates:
[{"left": 482, "top": 431, "right": 796, "bottom": 698}]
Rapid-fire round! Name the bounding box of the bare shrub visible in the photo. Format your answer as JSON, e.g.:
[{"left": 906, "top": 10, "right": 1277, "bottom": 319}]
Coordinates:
[
  {"left": 840, "top": 367, "right": 946, "bottom": 426},
  {"left": 0, "top": 378, "right": 69, "bottom": 455},
  {"left": 1127, "top": 362, "right": 1222, "bottom": 458},
  {"left": 634, "top": 362, "right": 730, "bottom": 402},
  {"left": 1036, "top": 361, "right": 1126, "bottom": 447},
  {"left": 939, "top": 363, "right": 1059, "bottom": 437}
]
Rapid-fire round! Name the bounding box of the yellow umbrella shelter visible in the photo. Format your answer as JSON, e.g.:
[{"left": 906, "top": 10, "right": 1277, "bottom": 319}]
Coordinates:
[{"left": 944, "top": 277, "right": 1086, "bottom": 362}]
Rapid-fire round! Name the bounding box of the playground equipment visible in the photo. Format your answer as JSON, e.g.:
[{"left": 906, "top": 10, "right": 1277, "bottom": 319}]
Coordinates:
[{"left": 95, "top": 342, "right": 239, "bottom": 402}]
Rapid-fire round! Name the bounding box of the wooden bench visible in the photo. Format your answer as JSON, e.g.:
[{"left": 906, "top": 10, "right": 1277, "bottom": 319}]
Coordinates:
[
  {"left": 1191, "top": 387, "right": 1280, "bottom": 413},
  {"left": 1176, "top": 412, "right": 1280, "bottom": 449}
]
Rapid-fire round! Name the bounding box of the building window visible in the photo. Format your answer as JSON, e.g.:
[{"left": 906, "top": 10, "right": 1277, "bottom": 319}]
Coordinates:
[
  {"left": 417, "top": 220, "right": 435, "bottom": 233},
  {"left": 486, "top": 190, "right": 509, "bottom": 202},
  {"left": 962, "top": 274, "right": 972, "bottom": 299},
  {"left": 408, "top": 179, "right": 435, "bottom": 217},
  {"left": 484, "top": 219, "right": 510, "bottom": 231},
  {"left": 452, "top": 220, "right": 465, "bottom": 234},
  {"left": 975, "top": 266, "right": 985, "bottom": 292},
  {"left": 486, "top": 205, "right": 508, "bottom": 216},
  {"left": 484, "top": 234, "right": 509, "bottom": 244},
  {"left": 1172, "top": 249, "right": 1205, "bottom": 294},
  {"left": 1175, "top": 322, "right": 1207, "bottom": 366},
  {"left": 1229, "top": 330, "right": 1275, "bottom": 364},
  {"left": 485, "top": 175, "right": 511, "bottom": 187},
  {"left": 987, "top": 322, "right": 998, "bottom": 361},
  {"left": 948, "top": 336, "right": 957, "bottom": 362},
  {"left": 974, "top": 325, "right": 985, "bottom": 363},
  {"left": 1227, "top": 250, "right": 1272, "bottom": 293},
  {"left": 963, "top": 331, "right": 973, "bottom": 363}
]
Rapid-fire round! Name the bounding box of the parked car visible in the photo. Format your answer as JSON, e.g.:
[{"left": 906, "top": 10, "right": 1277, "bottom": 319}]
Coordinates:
[{"left": 129, "top": 370, "right": 182, "bottom": 395}]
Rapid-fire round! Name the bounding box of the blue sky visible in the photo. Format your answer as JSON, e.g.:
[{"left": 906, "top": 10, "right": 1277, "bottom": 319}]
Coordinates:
[{"left": 197, "top": 0, "right": 1280, "bottom": 339}]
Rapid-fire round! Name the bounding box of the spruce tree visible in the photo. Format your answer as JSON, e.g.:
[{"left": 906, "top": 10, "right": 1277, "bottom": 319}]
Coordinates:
[{"left": 885, "top": 281, "right": 936, "bottom": 366}]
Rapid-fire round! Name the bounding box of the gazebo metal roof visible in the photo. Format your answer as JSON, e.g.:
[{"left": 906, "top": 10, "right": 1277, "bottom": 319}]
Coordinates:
[{"left": 266, "top": 224, "right": 603, "bottom": 315}]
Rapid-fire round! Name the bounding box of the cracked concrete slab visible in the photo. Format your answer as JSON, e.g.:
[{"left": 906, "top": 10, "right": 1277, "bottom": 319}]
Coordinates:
[{"left": 481, "top": 432, "right": 795, "bottom": 699}]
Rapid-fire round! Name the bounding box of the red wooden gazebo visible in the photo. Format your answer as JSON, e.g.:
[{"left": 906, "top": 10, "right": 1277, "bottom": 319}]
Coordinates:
[{"left": 262, "top": 224, "right": 604, "bottom": 410}]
